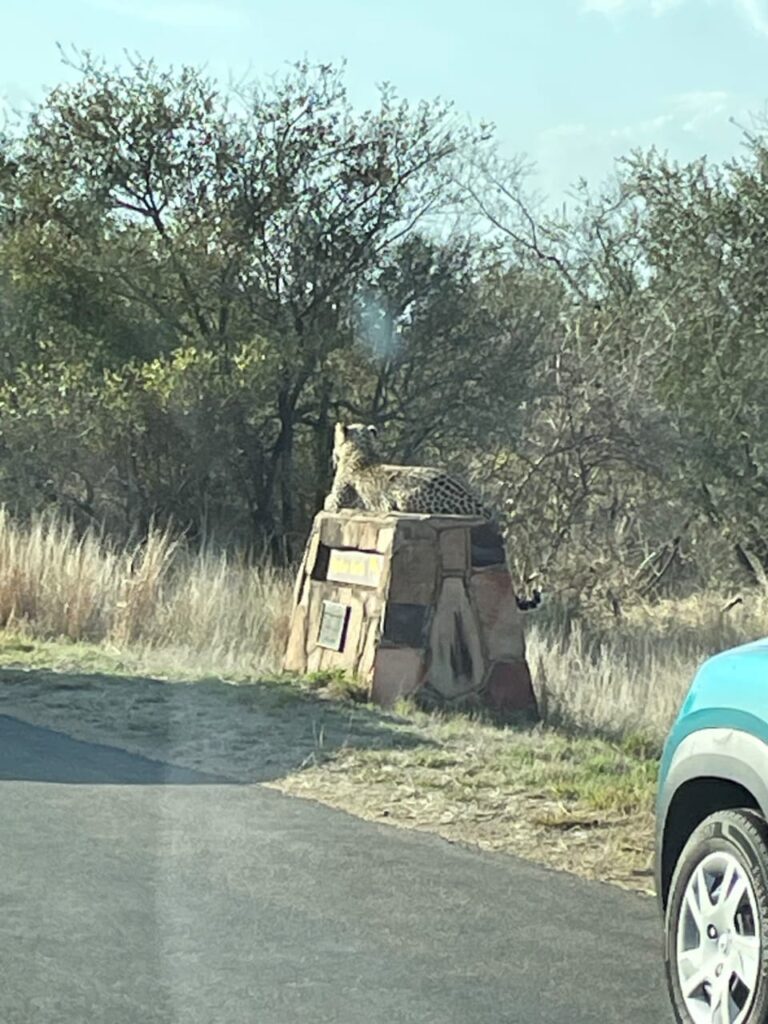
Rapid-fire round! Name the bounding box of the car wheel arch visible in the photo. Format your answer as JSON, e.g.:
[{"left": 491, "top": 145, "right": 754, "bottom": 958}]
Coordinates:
[
  {"left": 658, "top": 728, "right": 768, "bottom": 908},
  {"left": 660, "top": 775, "right": 761, "bottom": 907}
]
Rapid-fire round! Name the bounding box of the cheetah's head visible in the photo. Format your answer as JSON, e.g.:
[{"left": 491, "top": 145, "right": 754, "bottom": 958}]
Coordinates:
[{"left": 332, "top": 422, "right": 379, "bottom": 470}]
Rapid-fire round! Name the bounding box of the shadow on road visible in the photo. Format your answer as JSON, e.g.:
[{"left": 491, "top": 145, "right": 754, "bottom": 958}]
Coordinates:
[
  {"left": 0, "top": 714, "right": 230, "bottom": 784},
  {"left": 0, "top": 667, "right": 433, "bottom": 785}
]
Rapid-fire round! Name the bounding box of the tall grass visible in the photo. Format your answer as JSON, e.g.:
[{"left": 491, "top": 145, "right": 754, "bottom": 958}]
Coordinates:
[
  {"left": 0, "top": 507, "right": 765, "bottom": 741},
  {"left": 0, "top": 508, "right": 292, "bottom": 676},
  {"left": 527, "top": 591, "right": 768, "bottom": 743}
]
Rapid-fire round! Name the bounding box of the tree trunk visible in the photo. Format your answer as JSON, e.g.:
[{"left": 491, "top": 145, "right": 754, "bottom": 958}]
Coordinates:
[{"left": 313, "top": 382, "right": 333, "bottom": 514}]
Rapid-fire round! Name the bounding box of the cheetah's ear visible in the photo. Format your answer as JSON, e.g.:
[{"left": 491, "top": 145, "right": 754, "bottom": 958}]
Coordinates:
[
  {"left": 366, "top": 424, "right": 378, "bottom": 438},
  {"left": 333, "top": 422, "right": 347, "bottom": 445}
]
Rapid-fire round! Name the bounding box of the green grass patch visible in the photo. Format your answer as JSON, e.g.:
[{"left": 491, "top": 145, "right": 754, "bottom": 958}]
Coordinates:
[{"left": 303, "top": 667, "right": 370, "bottom": 703}]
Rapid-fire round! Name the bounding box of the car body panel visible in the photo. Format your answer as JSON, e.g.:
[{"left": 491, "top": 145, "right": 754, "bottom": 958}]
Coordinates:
[
  {"left": 659, "top": 636, "right": 768, "bottom": 784},
  {"left": 655, "top": 726, "right": 768, "bottom": 898},
  {"left": 655, "top": 637, "right": 768, "bottom": 903}
]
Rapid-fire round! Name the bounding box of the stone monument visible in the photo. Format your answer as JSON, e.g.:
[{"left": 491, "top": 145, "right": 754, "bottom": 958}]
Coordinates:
[{"left": 283, "top": 508, "right": 538, "bottom": 716}]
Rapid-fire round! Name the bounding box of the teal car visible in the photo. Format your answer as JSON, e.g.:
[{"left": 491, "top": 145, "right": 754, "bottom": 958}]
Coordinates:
[{"left": 656, "top": 637, "right": 768, "bottom": 1023}]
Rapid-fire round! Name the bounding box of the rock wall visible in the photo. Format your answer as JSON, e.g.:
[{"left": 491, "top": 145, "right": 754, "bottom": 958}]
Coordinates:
[{"left": 283, "top": 510, "right": 537, "bottom": 716}]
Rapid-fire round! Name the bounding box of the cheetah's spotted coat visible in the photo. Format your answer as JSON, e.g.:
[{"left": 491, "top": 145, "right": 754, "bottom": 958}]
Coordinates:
[{"left": 323, "top": 422, "right": 495, "bottom": 520}]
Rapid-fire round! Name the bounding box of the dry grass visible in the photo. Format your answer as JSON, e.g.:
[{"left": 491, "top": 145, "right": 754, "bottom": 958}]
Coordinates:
[
  {"left": 0, "top": 506, "right": 763, "bottom": 745},
  {"left": 0, "top": 508, "right": 292, "bottom": 677},
  {"left": 527, "top": 590, "right": 768, "bottom": 743}
]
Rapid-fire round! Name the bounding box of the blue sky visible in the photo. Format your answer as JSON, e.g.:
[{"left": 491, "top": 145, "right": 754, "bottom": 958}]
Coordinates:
[{"left": 2, "top": 0, "right": 767, "bottom": 205}]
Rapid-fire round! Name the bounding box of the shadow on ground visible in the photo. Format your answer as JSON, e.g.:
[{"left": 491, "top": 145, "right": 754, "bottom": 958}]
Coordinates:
[
  {"left": 0, "top": 667, "right": 434, "bottom": 785},
  {"left": 0, "top": 714, "right": 229, "bottom": 784}
]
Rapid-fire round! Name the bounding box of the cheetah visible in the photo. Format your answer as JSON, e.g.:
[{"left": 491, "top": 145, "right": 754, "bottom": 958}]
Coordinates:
[
  {"left": 323, "top": 422, "right": 542, "bottom": 611},
  {"left": 323, "top": 422, "right": 496, "bottom": 520}
]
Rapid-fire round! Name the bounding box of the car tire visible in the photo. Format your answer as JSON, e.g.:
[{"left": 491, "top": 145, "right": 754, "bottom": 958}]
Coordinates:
[{"left": 665, "top": 808, "right": 768, "bottom": 1023}]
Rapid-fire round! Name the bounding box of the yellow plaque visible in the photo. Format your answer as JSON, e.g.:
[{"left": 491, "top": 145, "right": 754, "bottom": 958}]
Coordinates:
[{"left": 327, "top": 549, "right": 384, "bottom": 588}]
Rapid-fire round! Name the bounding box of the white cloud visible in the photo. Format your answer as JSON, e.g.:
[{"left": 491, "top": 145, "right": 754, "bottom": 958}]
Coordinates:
[
  {"left": 582, "top": 0, "right": 768, "bottom": 35},
  {"left": 733, "top": 0, "right": 768, "bottom": 35},
  {"left": 582, "top": 0, "right": 682, "bottom": 14},
  {"left": 582, "top": 0, "right": 631, "bottom": 12},
  {"left": 534, "top": 89, "right": 756, "bottom": 203},
  {"left": 670, "top": 90, "right": 732, "bottom": 132}
]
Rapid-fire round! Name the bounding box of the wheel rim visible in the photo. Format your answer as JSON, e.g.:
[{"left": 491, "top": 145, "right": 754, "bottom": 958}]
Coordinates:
[{"left": 676, "top": 850, "right": 761, "bottom": 1024}]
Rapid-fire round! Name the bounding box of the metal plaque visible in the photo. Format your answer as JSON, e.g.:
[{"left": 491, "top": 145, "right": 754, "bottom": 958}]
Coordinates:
[
  {"left": 317, "top": 600, "right": 350, "bottom": 651},
  {"left": 327, "top": 549, "right": 384, "bottom": 589}
]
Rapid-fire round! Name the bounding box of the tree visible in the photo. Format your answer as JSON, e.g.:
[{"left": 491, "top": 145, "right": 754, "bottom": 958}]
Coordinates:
[
  {"left": 0, "top": 54, "right": 486, "bottom": 553},
  {"left": 619, "top": 143, "right": 768, "bottom": 579}
]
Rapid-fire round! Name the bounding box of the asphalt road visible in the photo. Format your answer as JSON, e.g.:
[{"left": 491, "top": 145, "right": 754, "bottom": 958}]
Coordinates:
[{"left": 0, "top": 714, "right": 672, "bottom": 1024}]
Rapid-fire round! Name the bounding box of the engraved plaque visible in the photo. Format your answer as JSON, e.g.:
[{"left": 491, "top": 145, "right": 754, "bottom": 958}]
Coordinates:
[
  {"left": 327, "top": 549, "right": 384, "bottom": 589},
  {"left": 317, "top": 600, "right": 350, "bottom": 651}
]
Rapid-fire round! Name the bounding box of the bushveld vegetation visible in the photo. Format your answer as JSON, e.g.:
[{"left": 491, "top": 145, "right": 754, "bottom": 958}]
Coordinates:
[
  {"left": 2, "top": 507, "right": 764, "bottom": 890},
  {"left": 0, "top": 53, "right": 767, "bottom": 749},
  {"left": 0, "top": 507, "right": 764, "bottom": 748},
  {"left": 1, "top": 51, "right": 767, "bottom": 607},
  {"left": 3, "top": 52, "right": 766, "bottom": 890}
]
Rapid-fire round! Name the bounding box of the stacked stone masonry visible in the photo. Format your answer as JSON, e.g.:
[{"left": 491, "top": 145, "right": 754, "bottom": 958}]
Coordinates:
[{"left": 283, "top": 510, "right": 538, "bottom": 717}]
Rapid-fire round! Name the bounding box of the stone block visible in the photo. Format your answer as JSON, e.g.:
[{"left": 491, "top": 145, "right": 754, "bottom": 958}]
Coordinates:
[
  {"left": 382, "top": 603, "right": 430, "bottom": 647},
  {"left": 485, "top": 660, "right": 538, "bottom": 714},
  {"left": 470, "top": 522, "right": 507, "bottom": 568},
  {"left": 427, "top": 577, "right": 485, "bottom": 699},
  {"left": 389, "top": 541, "right": 438, "bottom": 604},
  {"left": 306, "top": 643, "right": 324, "bottom": 674},
  {"left": 341, "top": 593, "right": 365, "bottom": 661},
  {"left": 304, "top": 531, "right": 322, "bottom": 578},
  {"left": 288, "top": 564, "right": 308, "bottom": 611},
  {"left": 470, "top": 569, "right": 525, "bottom": 661},
  {"left": 310, "top": 543, "right": 331, "bottom": 581},
  {"left": 375, "top": 524, "right": 397, "bottom": 555},
  {"left": 431, "top": 514, "right": 487, "bottom": 531},
  {"left": 358, "top": 615, "right": 382, "bottom": 684},
  {"left": 282, "top": 602, "right": 308, "bottom": 672},
  {"left": 358, "top": 520, "right": 382, "bottom": 552},
  {"left": 439, "top": 528, "right": 468, "bottom": 574},
  {"left": 317, "top": 511, "right": 351, "bottom": 550},
  {"left": 394, "top": 517, "right": 437, "bottom": 544},
  {"left": 370, "top": 647, "right": 424, "bottom": 706},
  {"left": 340, "top": 517, "right": 365, "bottom": 551}
]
